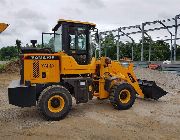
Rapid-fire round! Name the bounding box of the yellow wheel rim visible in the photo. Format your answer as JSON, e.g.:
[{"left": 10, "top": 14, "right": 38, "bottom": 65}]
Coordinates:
[
  {"left": 119, "top": 89, "right": 131, "bottom": 104},
  {"left": 48, "top": 95, "right": 65, "bottom": 113}
]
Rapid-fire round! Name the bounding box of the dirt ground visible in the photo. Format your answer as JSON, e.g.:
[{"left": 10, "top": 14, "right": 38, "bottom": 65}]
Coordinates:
[{"left": 0, "top": 68, "right": 180, "bottom": 140}]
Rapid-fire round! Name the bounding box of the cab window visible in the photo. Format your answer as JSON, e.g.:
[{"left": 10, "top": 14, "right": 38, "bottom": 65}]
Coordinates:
[{"left": 69, "top": 27, "right": 87, "bottom": 50}]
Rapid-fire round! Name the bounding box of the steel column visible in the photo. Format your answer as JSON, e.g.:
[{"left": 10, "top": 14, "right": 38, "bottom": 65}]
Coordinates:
[
  {"left": 117, "top": 29, "right": 120, "bottom": 60},
  {"left": 158, "top": 21, "right": 174, "bottom": 61},
  {"left": 174, "top": 16, "right": 178, "bottom": 61},
  {"left": 98, "top": 35, "right": 101, "bottom": 58},
  {"left": 141, "top": 23, "right": 145, "bottom": 61},
  {"left": 131, "top": 43, "right": 134, "bottom": 61},
  {"left": 170, "top": 35, "right": 173, "bottom": 61}
]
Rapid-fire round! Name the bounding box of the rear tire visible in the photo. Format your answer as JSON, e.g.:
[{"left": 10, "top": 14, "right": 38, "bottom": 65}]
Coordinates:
[
  {"left": 109, "top": 83, "right": 136, "bottom": 110},
  {"left": 38, "top": 85, "right": 72, "bottom": 121}
]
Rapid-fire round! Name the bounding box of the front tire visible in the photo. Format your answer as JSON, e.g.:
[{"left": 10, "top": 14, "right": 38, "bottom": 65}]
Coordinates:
[
  {"left": 109, "top": 83, "right": 136, "bottom": 110},
  {"left": 38, "top": 85, "right": 72, "bottom": 121}
]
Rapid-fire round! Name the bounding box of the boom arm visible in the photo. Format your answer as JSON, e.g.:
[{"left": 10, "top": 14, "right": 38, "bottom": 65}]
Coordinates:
[{"left": 108, "top": 61, "right": 144, "bottom": 97}]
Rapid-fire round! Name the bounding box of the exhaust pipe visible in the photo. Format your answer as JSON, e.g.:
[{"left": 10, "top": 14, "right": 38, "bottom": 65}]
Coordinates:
[{"left": 138, "top": 79, "right": 167, "bottom": 100}]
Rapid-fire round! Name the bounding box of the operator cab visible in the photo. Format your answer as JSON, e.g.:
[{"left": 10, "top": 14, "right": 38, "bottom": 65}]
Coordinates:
[{"left": 42, "top": 19, "right": 96, "bottom": 64}]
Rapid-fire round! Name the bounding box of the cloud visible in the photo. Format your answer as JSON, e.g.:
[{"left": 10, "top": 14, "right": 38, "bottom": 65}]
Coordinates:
[
  {"left": 0, "top": 0, "right": 6, "bottom": 5},
  {"left": 0, "top": 5, "right": 51, "bottom": 47},
  {"left": 80, "top": 0, "right": 105, "bottom": 9},
  {"left": 14, "top": 8, "right": 46, "bottom": 21},
  {"left": 14, "top": 8, "right": 48, "bottom": 36},
  {"left": 62, "top": 7, "right": 83, "bottom": 15},
  {"left": 0, "top": 0, "right": 180, "bottom": 47},
  {"left": 32, "top": 21, "right": 49, "bottom": 33}
]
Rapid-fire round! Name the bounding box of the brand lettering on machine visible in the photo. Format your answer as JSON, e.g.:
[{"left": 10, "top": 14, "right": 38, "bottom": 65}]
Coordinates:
[{"left": 30, "top": 56, "right": 55, "bottom": 60}]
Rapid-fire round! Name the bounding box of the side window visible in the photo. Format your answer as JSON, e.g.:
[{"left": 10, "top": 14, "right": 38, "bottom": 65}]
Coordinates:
[
  {"left": 42, "top": 33, "right": 55, "bottom": 51},
  {"left": 54, "top": 26, "right": 62, "bottom": 52},
  {"left": 68, "top": 26, "right": 87, "bottom": 50}
]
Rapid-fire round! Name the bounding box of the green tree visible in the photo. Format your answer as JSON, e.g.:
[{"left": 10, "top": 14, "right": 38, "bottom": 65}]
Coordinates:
[
  {"left": 119, "top": 42, "right": 133, "bottom": 59},
  {"left": 133, "top": 43, "right": 141, "bottom": 61},
  {"left": 99, "top": 34, "right": 171, "bottom": 61},
  {"left": 101, "top": 33, "right": 117, "bottom": 60},
  {"left": 139, "top": 37, "right": 153, "bottom": 61},
  {"left": 151, "top": 41, "right": 170, "bottom": 61},
  {"left": 0, "top": 46, "right": 18, "bottom": 60}
]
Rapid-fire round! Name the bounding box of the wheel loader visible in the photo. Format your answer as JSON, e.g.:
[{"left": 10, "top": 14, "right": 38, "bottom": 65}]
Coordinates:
[{"left": 8, "top": 19, "right": 167, "bottom": 120}]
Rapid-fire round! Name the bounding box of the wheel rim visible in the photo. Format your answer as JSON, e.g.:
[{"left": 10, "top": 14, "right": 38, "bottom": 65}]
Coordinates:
[
  {"left": 48, "top": 95, "right": 65, "bottom": 113},
  {"left": 119, "top": 89, "right": 131, "bottom": 103}
]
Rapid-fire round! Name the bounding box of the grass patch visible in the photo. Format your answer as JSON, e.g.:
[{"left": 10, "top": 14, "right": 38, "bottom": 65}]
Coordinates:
[{"left": 0, "top": 64, "right": 5, "bottom": 73}]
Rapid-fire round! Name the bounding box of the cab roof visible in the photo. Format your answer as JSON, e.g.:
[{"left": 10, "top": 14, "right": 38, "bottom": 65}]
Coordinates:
[
  {"left": 53, "top": 19, "right": 96, "bottom": 31},
  {"left": 58, "top": 19, "right": 96, "bottom": 26}
]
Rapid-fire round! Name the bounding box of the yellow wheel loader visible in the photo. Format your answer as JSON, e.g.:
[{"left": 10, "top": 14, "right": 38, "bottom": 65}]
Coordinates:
[{"left": 8, "top": 19, "right": 167, "bottom": 121}]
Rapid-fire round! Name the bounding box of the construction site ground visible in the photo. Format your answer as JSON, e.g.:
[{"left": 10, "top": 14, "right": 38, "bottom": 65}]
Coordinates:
[{"left": 0, "top": 68, "right": 179, "bottom": 140}]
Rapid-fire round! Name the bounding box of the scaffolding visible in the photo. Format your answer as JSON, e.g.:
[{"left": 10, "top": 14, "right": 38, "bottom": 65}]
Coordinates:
[{"left": 99, "top": 14, "right": 180, "bottom": 61}]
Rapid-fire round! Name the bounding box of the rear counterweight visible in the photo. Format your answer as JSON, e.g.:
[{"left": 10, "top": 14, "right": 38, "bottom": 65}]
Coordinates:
[{"left": 8, "top": 80, "right": 36, "bottom": 107}]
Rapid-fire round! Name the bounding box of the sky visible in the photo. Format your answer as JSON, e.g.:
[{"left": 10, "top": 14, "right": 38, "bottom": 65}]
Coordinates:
[{"left": 0, "top": 0, "right": 180, "bottom": 47}]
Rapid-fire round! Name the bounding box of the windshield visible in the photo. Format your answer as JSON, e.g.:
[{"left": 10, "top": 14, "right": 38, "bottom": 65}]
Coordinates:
[
  {"left": 42, "top": 33, "right": 54, "bottom": 51},
  {"left": 42, "top": 26, "right": 62, "bottom": 52}
]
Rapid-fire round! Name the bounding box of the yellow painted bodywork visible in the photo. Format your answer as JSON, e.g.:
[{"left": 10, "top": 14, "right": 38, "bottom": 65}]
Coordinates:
[
  {"left": 60, "top": 55, "right": 96, "bottom": 74},
  {"left": 0, "top": 23, "right": 9, "bottom": 33},
  {"left": 93, "top": 57, "right": 144, "bottom": 99},
  {"left": 108, "top": 61, "right": 144, "bottom": 97},
  {"left": 119, "top": 89, "right": 131, "bottom": 104},
  {"left": 58, "top": 19, "right": 96, "bottom": 26},
  {"left": 24, "top": 54, "right": 60, "bottom": 84},
  {"left": 94, "top": 58, "right": 109, "bottom": 99},
  {"left": 23, "top": 53, "right": 144, "bottom": 99}
]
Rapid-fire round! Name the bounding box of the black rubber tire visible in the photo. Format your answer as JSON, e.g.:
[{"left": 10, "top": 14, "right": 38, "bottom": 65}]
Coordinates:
[
  {"left": 38, "top": 85, "right": 72, "bottom": 121},
  {"left": 109, "top": 83, "right": 136, "bottom": 110}
]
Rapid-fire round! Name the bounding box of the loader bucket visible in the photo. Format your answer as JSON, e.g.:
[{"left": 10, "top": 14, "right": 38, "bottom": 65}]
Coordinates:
[
  {"left": 0, "top": 23, "right": 9, "bottom": 33},
  {"left": 138, "top": 79, "right": 167, "bottom": 100}
]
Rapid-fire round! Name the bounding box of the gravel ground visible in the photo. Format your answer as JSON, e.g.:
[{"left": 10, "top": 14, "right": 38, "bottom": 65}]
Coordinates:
[{"left": 0, "top": 68, "right": 180, "bottom": 140}]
